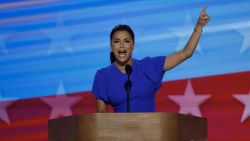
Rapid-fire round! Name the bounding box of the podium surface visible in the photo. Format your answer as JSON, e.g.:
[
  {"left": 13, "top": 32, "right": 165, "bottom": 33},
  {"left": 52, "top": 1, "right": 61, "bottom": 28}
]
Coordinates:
[{"left": 48, "top": 113, "right": 207, "bottom": 141}]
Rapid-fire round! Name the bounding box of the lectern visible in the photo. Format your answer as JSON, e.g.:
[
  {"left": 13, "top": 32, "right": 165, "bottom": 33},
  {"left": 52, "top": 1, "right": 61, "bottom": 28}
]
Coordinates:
[{"left": 48, "top": 113, "right": 207, "bottom": 141}]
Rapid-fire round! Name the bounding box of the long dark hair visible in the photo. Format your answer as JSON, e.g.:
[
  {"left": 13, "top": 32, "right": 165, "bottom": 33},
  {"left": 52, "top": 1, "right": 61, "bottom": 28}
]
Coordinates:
[{"left": 109, "top": 24, "right": 135, "bottom": 64}]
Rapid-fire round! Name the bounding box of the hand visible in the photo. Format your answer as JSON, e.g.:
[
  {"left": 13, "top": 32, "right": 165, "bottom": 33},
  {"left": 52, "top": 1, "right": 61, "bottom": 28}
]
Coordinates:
[{"left": 196, "top": 5, "right": 210, "bottom": 27}]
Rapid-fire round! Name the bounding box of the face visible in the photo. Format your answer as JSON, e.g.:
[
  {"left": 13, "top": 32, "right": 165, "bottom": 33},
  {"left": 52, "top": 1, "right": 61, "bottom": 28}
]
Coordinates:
[{"left": 110, "top": 30, "right": 134, "bottom": 66}]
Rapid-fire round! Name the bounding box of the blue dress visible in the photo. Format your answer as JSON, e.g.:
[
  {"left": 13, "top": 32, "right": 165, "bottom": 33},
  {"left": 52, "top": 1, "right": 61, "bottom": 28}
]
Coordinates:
[{"left": 92, "top": 56, "right": 165, "bottom": 112}]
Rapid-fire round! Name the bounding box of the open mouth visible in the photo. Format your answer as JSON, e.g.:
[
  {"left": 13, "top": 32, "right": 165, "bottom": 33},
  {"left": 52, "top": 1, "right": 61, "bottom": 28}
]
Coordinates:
[{"left": 118, "top": 50, "right": 127, "bottom": 58}]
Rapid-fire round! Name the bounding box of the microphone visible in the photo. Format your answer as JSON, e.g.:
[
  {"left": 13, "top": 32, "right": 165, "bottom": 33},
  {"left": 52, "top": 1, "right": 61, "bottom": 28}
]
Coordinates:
[
  {"left": 125, "top": 64, "right": 132, "bottom": 75},
  {"left": 124, "top": 64, "right": 132, "bottom": 112}
]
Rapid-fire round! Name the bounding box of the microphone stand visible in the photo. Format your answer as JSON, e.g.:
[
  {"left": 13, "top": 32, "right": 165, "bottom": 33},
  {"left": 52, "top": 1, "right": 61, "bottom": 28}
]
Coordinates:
[{"left": 125, "top": 64, "right": 132, "bottom": 113}]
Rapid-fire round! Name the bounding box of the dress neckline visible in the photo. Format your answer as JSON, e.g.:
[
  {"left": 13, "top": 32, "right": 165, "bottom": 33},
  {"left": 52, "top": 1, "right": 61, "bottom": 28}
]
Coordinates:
[{"left": 112, "top": 58, "right": 136, "bottom": 75}]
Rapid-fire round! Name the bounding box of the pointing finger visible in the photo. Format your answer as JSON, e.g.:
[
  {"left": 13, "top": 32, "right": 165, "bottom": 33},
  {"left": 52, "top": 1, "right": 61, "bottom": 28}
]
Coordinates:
[{"left": 202, "top": 4, "right": 208, "bottom": 13}]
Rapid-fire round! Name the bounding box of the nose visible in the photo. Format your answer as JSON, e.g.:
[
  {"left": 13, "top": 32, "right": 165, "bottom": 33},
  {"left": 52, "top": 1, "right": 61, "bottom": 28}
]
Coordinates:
[{"left": 120, "top": 41, "right": 124, "bottom": 48}]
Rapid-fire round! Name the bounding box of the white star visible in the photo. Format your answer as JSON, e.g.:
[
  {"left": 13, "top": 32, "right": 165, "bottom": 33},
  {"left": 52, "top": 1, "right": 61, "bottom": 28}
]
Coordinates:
[
  {"left": 42, "top": 16, "right": 74, "bottom": 55},
  {"left": 168, "top": 12, "right": 203, "bottom": 54},
  {"left": 40, "top": 81, "right": 83, "bottom": 119},
  {"left": 0, "top": 92, "right": 17, "bottom": 125},
  {"left": 168, "top": 80, "right": 211, "bottom": 117},
  {"left": 233, "top": 90, "right": 250, "bottom": 122},
  {"left": 235, "top": 22, "right": 250, "bottom": 54}
]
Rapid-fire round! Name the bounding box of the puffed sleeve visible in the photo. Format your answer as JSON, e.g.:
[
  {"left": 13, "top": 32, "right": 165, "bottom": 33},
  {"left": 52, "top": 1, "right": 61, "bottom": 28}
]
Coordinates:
[
  {"left": 141, "top": 56, "right": 166, "bottom": 89},
  {"left": 92, "top": 70, "right": 109, "bottom": 104}
]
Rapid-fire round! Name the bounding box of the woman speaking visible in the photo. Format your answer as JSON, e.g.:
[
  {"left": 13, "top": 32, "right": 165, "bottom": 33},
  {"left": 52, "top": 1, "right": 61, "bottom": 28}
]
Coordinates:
[{"left": 92, "top": 6, "right": 210, "bottom": 113}]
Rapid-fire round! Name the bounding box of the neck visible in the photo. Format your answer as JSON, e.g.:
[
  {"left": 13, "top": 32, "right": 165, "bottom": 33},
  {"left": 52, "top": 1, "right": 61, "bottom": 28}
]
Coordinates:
[{"left": 115, "top": 58, "right": 133, "bottom": 73}]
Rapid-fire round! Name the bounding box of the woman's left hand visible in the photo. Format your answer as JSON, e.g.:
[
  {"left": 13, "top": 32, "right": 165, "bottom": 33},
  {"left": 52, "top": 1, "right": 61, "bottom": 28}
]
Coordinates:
[{"left": 196, "top": 5, "right": 210, "bottom": 27}]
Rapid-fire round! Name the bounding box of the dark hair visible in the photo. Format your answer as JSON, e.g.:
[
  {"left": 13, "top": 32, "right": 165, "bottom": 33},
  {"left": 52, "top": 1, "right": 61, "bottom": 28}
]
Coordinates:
[
  {"left": 110, "top": 51, "right": 116, "bottom": 64},
  {"left": 110, "top": 24, "right": 135, "bottom": 42},
  {"left": 110, "top": 24, "right": 135, "bottom": 64}
]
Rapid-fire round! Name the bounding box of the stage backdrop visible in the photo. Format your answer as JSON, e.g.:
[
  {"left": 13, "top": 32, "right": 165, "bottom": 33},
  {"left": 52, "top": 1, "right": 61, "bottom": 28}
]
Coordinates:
[{"left": 0, "top": 0, "right": 250, "bottom": 141}]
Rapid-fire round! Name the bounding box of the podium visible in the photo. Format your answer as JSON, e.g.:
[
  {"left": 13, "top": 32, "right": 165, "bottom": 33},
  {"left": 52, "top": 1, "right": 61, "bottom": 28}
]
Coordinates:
[{"left": 48, "top": 113, "right": 207, "bottom": 141}]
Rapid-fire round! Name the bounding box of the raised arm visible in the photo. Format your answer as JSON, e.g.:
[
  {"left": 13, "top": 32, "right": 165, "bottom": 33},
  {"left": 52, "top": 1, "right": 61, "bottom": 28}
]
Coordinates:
[{"left": 164, "top": 5, "right": 210, "bottom": 71}]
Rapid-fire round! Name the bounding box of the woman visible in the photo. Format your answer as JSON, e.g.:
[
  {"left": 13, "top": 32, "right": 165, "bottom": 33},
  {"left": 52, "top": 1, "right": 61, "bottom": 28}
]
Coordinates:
[{"left": 92, "top": 6, "right": 210, "bottom": 112}]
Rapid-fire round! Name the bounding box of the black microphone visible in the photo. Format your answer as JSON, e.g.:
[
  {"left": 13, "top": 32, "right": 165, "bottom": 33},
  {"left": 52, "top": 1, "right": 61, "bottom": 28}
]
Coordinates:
[
  {"left": 124, "top": 64, "right": 132, "bottom": 112},
  {"left": 125, "top": 64, "right": 132, "bottom": 75}
]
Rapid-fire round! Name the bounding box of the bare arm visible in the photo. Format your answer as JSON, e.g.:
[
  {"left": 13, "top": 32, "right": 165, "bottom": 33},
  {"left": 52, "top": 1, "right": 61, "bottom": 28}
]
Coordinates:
[
  {"left": 96, "top": 99, "right": 108, "bottom": 112},
  {"left": 164, "top": 5, "right": 210, "bottom": 71}
]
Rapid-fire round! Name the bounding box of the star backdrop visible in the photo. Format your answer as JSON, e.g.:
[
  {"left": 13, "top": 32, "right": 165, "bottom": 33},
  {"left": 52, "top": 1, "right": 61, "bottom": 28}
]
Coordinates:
[{"left": 0, "top": 0, "right": 250, "bottom": 141}]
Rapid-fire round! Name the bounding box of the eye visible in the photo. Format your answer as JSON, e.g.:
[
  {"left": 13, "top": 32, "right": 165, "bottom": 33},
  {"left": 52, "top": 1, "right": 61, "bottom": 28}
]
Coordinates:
[
  {"left": 125, "top": 40, "right": 131, "bottom": 43},
  {"left": 113, "top": 40, "right": 119, "bottom": 43}
]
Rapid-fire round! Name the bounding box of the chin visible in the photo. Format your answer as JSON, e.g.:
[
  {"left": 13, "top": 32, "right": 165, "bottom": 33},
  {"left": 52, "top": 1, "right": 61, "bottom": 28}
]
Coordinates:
[{"left": 116, "top": 58, "right": 130, "bottom": 65}]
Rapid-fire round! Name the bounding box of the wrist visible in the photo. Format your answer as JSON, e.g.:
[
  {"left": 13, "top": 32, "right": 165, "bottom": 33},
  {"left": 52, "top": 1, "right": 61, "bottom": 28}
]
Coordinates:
[{"left": 194, "top": 25, "right": 203, "bottom": 33}]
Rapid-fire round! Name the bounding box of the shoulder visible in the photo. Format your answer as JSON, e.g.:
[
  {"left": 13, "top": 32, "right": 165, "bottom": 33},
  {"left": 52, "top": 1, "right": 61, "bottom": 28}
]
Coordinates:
[
  {"left": 136, "top": 56, "right": 166, "bottom": 66},
  {"left": 94, "top": 64, "right": 114, "bottom": 78},
  {"left": 142, "top": 56, "right": 165, "bottom": 61}
]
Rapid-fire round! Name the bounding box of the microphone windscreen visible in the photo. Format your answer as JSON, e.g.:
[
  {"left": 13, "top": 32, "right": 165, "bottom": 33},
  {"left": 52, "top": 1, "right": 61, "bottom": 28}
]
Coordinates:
[{"left": 125, "top": 64, "right": 132, "bottom": 75}]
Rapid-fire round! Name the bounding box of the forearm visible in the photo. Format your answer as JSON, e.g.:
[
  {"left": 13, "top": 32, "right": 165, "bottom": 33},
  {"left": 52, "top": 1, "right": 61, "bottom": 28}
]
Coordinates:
[
  {"left": 96, "top": 100, "right": 108, "bottom": 113},
  {"left": 182, "top": 25, "right": 203, "bottom": 58}
]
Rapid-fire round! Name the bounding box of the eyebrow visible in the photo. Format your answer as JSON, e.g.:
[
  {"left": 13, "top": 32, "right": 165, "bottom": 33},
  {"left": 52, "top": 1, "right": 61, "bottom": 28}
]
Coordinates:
[{"left": 113, "top": 37, "right": 131, "bottom": 40}]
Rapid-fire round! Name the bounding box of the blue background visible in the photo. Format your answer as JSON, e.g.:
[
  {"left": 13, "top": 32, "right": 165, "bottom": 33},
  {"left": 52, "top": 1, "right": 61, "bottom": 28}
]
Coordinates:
[{"left": 0, "top": 0, "right": 250, "bottom": 99}]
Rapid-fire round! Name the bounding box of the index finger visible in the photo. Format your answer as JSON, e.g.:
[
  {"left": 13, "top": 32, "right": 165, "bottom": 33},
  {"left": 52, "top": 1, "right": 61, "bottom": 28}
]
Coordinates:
[{"left": 202, "top": 4, "right": 208, "bottom": 13}]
